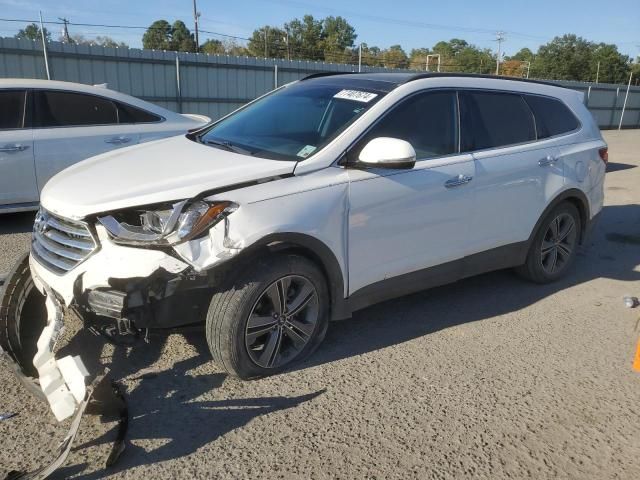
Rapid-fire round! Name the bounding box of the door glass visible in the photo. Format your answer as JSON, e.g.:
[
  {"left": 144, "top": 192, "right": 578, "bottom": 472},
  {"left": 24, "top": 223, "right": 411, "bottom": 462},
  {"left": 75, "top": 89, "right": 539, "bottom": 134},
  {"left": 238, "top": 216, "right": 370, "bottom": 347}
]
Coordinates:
[
  {"left": 33, "top": 90, "right": 118, "bottom": 127},
  {"left": 460, "top": 91, "right": 535, "bottom": 151},
  {"left": 354, "top": 91, "right": 458, "bottom": 160},
  {"left": 116, "top": 102, "right": 162, "bottom": 123},
  {"left": 0, "top": 90, "right": 26, "bottom": 129},
  {"left": 523, "top": 95, "right": 580, "bottom": 139}
]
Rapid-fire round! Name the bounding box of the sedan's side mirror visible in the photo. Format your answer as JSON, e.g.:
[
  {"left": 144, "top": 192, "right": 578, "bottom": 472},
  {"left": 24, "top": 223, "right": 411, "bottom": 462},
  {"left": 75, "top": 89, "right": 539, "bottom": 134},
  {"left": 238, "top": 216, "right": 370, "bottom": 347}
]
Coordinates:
[{"left": 357, "top": 137, "right": 416, "bottom": 169}]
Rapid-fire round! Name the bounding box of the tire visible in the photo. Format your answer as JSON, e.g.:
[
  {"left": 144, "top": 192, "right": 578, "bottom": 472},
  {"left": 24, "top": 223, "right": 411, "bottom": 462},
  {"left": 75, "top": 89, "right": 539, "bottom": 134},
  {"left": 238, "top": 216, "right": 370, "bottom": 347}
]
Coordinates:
[
  {"left": 206, "top": 254, "right": 329, "bottom": 379},
  {"left": 516, "top": 202, "right": 581, "bottom": 283},
  {"left": 0, "top": 253, "right": 48, "bottom": 400}
]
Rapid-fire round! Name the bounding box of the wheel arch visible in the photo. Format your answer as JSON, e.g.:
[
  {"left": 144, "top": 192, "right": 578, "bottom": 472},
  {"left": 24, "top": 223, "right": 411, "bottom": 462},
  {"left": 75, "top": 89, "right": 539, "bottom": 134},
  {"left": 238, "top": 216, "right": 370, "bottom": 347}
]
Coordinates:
[
  {"left": 528, "top": 188, "right": 590, "bottom": 248},
  {"left": 215, "top": 232, "right": 350, "bottom": 321}
]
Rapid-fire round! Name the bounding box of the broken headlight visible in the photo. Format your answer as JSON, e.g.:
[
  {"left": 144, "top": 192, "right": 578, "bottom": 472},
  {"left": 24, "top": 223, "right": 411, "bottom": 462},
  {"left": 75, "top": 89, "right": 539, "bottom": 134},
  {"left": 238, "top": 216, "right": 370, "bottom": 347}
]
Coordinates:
[{"left": 98, "top": 200, "right": 237, "bottom": 246}]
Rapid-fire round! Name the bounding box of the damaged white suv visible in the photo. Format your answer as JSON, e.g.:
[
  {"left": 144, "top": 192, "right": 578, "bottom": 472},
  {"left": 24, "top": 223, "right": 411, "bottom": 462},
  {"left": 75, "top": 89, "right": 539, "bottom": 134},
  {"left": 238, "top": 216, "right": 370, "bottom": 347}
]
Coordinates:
[{"left": 1, "top": 73, "right": 606, "bottom": 421}]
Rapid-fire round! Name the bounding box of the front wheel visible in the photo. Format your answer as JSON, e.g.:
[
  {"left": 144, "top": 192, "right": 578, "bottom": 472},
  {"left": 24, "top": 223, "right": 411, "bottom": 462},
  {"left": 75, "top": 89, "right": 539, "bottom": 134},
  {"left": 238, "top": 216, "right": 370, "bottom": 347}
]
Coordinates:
[
  {"left": 517, "top": 202, "right": 581, "bottom": 283},
  {"left": 206, "top": 254, "right": 329, "bottom": 379}
]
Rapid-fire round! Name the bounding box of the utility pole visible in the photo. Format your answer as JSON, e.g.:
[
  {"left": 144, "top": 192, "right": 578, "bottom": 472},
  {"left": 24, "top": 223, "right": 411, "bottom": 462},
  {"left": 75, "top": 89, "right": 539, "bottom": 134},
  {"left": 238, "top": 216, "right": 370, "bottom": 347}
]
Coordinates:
[
  {"left": 58, "top": 17, "right": 71, "bottom": 43},
  {"left": 358, "top": 43, "right": 362, "bottom": 72},
  {"left": 284, "top": 28, "right": 290, "bottom": 61},
  {"left": 192, "top": 0, "right": 200, "bottom": 52},
  {"left": 264, "top": 26, "right": 268, "bottom": 57},
  {"left": 494, "top": 31, "right": 505, "bottom": 75},
  {"left": 595, "top": 61, "right": 600, "bottom": 84}
]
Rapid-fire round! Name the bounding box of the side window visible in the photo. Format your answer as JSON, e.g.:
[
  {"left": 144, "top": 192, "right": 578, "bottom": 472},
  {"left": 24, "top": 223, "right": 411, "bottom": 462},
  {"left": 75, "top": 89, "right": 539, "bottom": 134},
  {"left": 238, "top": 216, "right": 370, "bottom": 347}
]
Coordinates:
[
  {"left": 354, "top": 91, "right": 458, "bottom": 161},
  {"left": 0, "top": 90, "right": 26, "bottom": 129},
  {"left": 524, "top": 95, "right": 579, "bottom": 138},
  {"left": 33, "top": 90, "right": 118, "bottom": 127},
  {"left": 116, "top": 102, "right": 162, "bottom": 123},
  {"left": 459, "top": 91, "right": 535, "bottom": 151}
]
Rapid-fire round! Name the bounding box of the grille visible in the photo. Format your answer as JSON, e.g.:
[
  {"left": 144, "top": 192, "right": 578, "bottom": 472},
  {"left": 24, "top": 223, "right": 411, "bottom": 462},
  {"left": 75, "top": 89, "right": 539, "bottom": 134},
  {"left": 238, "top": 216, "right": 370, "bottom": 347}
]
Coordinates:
[{"left": 31, "top": 209, "right": 97, "bottom": 274}]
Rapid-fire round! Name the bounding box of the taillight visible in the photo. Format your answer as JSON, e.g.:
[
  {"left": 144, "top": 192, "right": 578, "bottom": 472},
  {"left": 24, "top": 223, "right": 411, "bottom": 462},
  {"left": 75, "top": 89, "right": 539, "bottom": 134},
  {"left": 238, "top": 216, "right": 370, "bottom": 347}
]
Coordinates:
[{"left": 599, "top": 147, "right": 608, "bottom": 164}]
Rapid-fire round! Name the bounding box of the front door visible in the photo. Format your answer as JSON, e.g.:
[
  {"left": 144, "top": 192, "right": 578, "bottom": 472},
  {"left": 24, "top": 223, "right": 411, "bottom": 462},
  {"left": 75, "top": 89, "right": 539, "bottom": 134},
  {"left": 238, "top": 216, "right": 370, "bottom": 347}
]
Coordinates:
[{"left": 346, "top": 90, "right": 476, "bottom": 295}]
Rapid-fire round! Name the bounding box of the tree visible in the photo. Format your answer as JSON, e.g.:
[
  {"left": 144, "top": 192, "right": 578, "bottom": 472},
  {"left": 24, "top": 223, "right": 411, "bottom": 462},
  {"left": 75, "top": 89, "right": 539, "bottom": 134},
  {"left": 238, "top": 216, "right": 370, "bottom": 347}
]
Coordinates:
[
  {"left": 322, "top": 16, "right": 356, "bottom": 63},
  {"left": 200, "top": 39, "right": 225, "bottom": 55},
  {"left": 247, "top": 26, "right": 287, "bottom": 58},
  {"left": 591, "top": 43, "right": 631, "bottom": 84},
  {"left": 509, "top": 47, "right": 534, "bottom": 62},
  {"left": 142, "top": 20, "right": 172, "bottom": 50},
  {"left": 170, "top": 20, "right": 196, "bottom": 53},
  {"left": 70, "top": 34, "right": 128, "bottom": 48},
  {"left": 382, "top": 45, "right": 408, "bottom": 68},
  {"left": 409, "top": 48, "right": 430, "bottom": 70},
  {"left": 15, "top": 23, "right": 50, "bottom": 41},
  {"left": 531, "top": 34, "right": 631, "bottom": 83},
  {"left": 285, "top": 15, "right": 324, "bottom": 60}
]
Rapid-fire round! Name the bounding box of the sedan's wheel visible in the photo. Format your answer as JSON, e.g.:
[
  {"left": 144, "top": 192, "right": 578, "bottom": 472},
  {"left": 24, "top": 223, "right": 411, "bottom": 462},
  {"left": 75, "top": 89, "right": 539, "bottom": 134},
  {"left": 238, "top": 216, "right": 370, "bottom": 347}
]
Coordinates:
[
  {"left": 517, "top": 202, "right": 581, "bottom": 283},
  {"left": 206, "top": 254, "right": 329, "bottom": 379},
  {"left": 245, "top": 275, "right": 319, "bottom": 369}
]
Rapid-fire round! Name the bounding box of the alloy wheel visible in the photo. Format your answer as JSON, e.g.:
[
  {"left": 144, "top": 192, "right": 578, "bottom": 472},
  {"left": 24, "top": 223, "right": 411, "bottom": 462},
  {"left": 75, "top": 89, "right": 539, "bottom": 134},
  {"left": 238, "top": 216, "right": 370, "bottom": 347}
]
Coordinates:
[
  {"left": 245, "top": 275, "right": 319, "bottom": 369},
  {"left": 540, "top": 212, "right": 577, "bottom": 275}
]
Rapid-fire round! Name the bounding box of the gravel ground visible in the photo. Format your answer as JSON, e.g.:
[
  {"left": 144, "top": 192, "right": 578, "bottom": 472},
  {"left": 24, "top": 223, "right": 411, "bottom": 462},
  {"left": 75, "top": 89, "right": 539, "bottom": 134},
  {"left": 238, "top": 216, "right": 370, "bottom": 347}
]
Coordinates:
[{"left": 1, "top": 130, "right": 639, "bottom": 479}]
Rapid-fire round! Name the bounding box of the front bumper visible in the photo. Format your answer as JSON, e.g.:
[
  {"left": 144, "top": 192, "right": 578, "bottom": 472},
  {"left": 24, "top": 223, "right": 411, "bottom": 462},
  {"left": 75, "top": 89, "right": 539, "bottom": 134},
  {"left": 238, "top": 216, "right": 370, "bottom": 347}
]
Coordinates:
[{"left": 28, "top": 226, "right": 196, "bottom": 421}]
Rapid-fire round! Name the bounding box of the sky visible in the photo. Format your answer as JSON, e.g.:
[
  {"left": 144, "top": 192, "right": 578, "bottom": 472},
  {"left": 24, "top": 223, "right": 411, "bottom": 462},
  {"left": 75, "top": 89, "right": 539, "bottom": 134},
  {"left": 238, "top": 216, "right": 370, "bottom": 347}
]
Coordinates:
[{"left": 0, "top": 0, "right": 637, "bottom": 59}]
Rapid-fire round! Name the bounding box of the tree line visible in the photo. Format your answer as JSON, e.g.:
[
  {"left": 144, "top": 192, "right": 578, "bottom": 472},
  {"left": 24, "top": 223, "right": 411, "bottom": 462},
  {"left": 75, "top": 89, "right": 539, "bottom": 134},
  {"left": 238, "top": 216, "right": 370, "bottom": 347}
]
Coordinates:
[{"left": 14, "top": 17, "right": 640, "bottom": 84}]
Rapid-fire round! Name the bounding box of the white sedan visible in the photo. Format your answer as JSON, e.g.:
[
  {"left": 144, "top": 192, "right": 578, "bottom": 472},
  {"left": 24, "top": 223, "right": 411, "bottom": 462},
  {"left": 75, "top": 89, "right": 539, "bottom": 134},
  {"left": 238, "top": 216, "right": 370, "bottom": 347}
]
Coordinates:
[{"left": 0, "top": 79, "right": 210, "bottom": 213}]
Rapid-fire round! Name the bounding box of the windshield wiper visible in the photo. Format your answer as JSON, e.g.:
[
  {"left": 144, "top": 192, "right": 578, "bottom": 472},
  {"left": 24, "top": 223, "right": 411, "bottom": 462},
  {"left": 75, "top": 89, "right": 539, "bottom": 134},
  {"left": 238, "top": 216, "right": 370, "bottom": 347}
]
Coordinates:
[{"left": 204, "top": 139, "right": 252, "bottom": 155}]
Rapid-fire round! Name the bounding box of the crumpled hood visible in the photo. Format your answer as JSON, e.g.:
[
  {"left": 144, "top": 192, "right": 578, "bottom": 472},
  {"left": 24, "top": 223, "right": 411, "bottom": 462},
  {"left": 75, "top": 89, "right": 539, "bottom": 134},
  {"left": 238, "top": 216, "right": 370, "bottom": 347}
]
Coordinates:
[{"left": 41, "top": 135, "right": 296, "bottom": 219}]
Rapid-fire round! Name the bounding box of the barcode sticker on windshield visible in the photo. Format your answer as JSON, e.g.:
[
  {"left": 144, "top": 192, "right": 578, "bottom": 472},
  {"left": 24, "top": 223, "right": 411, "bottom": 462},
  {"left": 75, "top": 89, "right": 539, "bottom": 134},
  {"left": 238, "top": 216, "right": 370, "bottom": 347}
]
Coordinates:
[
  {"left": 333, "top": 89, "right": 378, "bottom": 103},
  {"left": 297, "top": 145, "right": 317, "bottom": 158}
]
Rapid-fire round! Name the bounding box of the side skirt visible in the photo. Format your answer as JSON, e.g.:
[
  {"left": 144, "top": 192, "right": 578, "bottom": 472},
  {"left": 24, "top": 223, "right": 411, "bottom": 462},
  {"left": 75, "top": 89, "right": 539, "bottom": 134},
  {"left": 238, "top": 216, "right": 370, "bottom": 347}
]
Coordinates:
[{"left": 345, "top": 242, "right": 528, "bottom": 313}]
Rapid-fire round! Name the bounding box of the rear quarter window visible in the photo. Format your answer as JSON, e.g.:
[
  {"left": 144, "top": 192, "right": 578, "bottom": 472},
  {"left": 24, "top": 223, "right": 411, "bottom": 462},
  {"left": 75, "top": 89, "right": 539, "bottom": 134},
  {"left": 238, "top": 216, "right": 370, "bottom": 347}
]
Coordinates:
[
  {"left": 460, "top": 91, "right": 536, "bottom": 151},
  {"left": 116, "top": 102, "right": 162, "bottom": 123},
  {"left": 524, "top": 95, "right": 580, "bottom": 138}
]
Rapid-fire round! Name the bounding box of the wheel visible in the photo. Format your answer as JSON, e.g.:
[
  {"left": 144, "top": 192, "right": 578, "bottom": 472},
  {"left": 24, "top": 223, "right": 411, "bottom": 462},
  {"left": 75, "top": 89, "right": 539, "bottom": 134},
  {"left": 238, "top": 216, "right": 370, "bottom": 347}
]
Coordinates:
[
  {"left": 517, "top": 202, "right": 581, "bottom": 283},
  {"left": 0, "top": 253, "right": 48, "bottom": 400},
  {"left": 206, "top": 254, "right": 329, "bottom": 379}
]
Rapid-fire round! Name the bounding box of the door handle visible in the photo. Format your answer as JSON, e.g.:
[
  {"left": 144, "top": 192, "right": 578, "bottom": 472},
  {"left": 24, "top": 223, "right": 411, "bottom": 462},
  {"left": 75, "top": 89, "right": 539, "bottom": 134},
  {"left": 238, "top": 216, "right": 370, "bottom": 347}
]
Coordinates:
[
  {"left": 0, "top": 144, "right": 29, "bottom": 153},
  {"left": 105, "top": 136, "right": 132, "bottom": 145},
  {"left": 445, "top": 174, "right": 473, "bottom": 189},
  {"left": 538, "top": 155, "right": 557, "bottom": 167}
]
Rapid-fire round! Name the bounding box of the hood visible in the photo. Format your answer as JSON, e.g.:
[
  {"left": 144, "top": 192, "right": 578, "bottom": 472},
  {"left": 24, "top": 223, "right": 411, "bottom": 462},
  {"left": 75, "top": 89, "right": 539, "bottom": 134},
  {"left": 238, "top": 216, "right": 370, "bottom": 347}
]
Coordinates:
[{"left": 41, "top": 135, "right": 296, "bottom": 219}]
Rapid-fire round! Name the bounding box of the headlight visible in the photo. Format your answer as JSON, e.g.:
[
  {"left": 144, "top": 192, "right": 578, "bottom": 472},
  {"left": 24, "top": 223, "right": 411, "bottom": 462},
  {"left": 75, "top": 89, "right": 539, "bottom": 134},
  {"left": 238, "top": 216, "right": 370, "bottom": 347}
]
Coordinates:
[{"left": 98, "top": 200, "right": 237, "bottom": 246}]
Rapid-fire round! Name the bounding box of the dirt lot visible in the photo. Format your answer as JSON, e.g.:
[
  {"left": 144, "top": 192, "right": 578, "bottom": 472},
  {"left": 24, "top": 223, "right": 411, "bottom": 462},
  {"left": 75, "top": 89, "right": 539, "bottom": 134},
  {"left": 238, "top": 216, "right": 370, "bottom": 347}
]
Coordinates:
[{"left": 1, "top": 130, "right": 639, "bottom": 479}]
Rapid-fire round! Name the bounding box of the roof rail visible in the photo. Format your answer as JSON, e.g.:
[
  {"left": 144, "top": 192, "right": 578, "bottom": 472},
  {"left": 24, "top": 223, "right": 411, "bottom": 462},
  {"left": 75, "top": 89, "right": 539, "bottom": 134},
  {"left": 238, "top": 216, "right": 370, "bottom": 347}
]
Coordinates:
[
  {"left": 402, "top": 72, "right": 561, "bottom": 88},
  {"left": 300, "top": 72, "right": 358, "bottom": 81}
]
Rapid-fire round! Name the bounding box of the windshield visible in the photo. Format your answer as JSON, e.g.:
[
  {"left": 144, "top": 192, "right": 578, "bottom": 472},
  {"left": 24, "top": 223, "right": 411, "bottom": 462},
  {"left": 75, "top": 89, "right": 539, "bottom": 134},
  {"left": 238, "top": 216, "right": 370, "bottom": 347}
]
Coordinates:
[{"left": 198, "top": 82, "right": 384, "bottom": 161}]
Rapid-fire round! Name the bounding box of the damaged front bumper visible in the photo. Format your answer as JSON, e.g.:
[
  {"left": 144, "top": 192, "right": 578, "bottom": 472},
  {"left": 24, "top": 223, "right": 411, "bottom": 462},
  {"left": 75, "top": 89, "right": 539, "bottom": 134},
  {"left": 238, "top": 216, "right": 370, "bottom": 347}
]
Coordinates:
[{"left": 26, "top": 223, "right": 210, "bottom": 421}]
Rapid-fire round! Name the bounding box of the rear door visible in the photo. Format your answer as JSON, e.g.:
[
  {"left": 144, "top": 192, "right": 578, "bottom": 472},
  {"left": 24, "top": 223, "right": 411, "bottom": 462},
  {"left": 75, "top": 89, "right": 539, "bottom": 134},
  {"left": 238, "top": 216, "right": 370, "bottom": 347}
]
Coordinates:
[
  {"left": 460, "top": 90, "right": 564, "bottom": 252},
  {"left": 32, "top": 90, "right": 141, "bottom": 191},
  {"left": 0, "top": 89, "right": 38, "bottom": 206}
]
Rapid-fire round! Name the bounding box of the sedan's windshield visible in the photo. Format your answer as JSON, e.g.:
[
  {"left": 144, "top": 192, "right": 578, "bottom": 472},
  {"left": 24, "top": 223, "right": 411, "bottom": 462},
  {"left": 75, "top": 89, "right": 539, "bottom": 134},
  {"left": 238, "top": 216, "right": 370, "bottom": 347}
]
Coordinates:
[{"left": 198, "top": 82, "right": 384, "bottom": 161}]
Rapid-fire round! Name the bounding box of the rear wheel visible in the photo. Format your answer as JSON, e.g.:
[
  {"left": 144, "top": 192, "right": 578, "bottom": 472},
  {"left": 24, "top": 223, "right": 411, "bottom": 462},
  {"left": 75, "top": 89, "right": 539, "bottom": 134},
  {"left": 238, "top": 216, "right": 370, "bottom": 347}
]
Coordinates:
[
  {"left": 517, "top": 202, "right": 581, "bottom": 283},
  {"left": 0, "top": 253, "right": 47, "bottom": 400},
  {"left": 205, "top": 254, "right": 329, "bottom": 379}
]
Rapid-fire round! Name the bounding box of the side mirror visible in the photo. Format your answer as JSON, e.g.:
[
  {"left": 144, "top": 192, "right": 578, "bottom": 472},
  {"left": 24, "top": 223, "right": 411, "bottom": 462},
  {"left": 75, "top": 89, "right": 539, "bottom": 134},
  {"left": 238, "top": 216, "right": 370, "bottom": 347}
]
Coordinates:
[{"left": 357, "top": 137, "right": 416, "bottom": 169}]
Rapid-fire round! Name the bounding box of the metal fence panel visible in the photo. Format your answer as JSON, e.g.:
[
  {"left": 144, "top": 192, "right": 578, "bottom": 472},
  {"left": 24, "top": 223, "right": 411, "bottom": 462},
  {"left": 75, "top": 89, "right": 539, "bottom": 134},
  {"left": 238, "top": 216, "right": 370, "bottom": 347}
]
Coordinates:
[{"left": 1, "top": 37, "right": 638, "bottom": 129}]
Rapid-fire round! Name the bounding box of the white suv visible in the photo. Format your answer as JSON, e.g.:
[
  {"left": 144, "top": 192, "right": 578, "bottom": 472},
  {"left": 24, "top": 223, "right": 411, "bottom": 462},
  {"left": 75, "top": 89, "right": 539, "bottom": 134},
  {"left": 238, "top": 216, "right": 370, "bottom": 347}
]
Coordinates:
[{"left": 1, "top": 73, "right": 606, "bottom": 420}]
